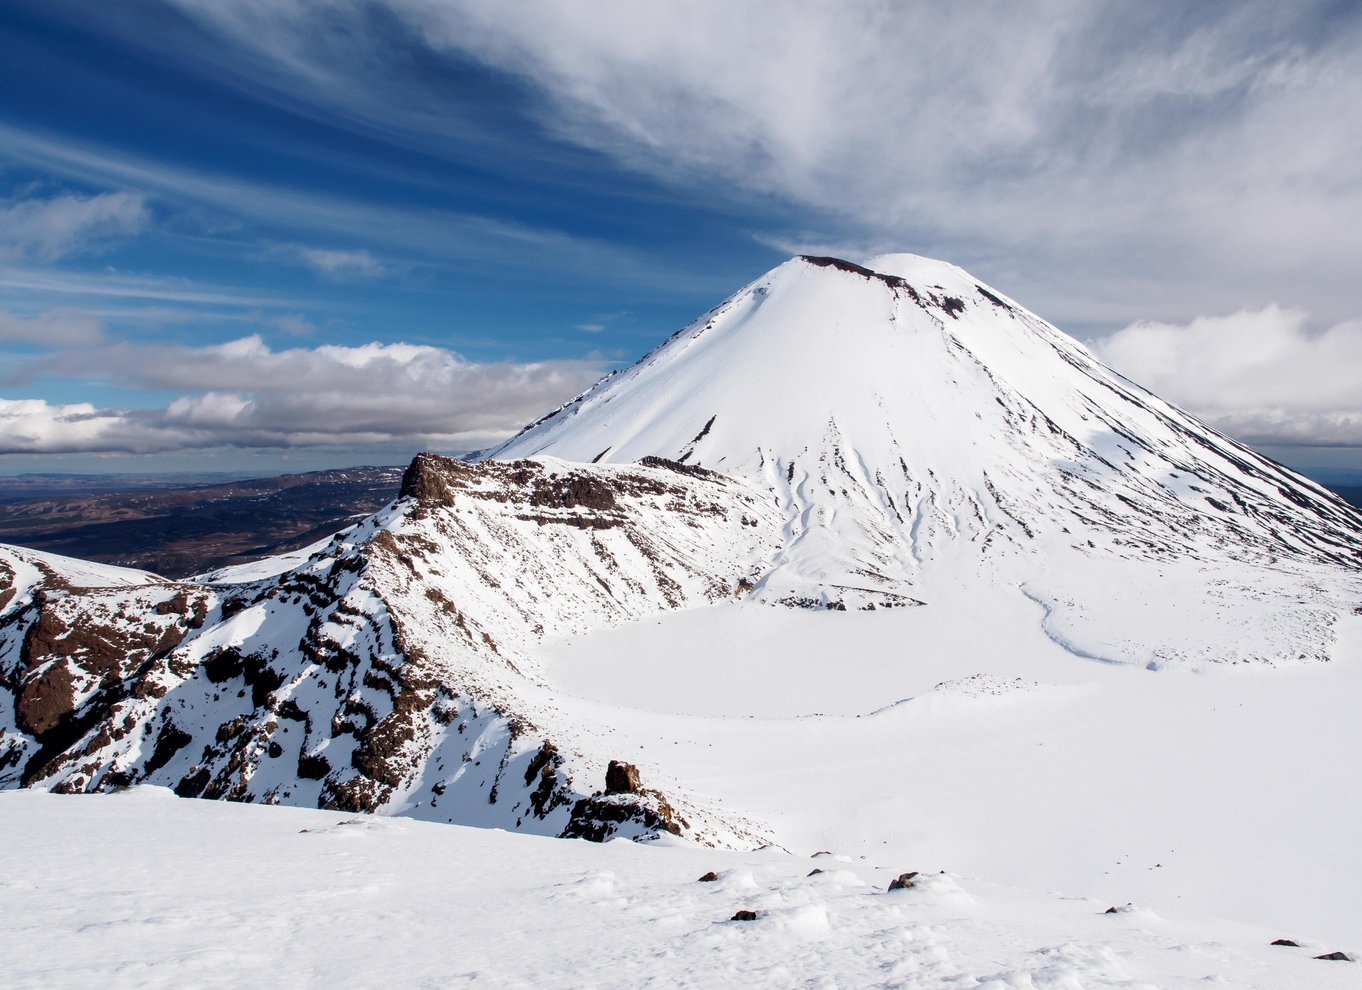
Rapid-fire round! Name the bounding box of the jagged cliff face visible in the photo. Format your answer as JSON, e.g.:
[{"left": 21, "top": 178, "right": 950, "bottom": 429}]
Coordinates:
[{"left": 0, "top": 455, "right": 780, "bottom": 844}]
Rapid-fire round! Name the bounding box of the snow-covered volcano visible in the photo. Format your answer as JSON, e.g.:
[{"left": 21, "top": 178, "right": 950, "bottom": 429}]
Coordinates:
[
  {"left": 4, "top": 253, "right": 1362, "bottom": 956},
  {"left": 490, "top": 253, "right": 1362, "bottom": 664}
]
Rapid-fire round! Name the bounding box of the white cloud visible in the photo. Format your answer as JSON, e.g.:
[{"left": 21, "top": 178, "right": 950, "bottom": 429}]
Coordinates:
[
  {"left": 296, "top": 247, "right": 385, "bottom": 278},
  {"left": 0, "top": 335, "right": 607, "bottom": 454},
  {"left": 1095, "top": 306, "right": 1362, "bottom": 445},
  {"left": 0, "top": 191, "right": 148, "bottom": 261}
]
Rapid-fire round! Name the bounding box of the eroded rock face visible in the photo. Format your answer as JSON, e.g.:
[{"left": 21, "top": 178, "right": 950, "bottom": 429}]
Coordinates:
[
  {"left": 0, "top": 454, "right": 780, "bottom": 849},
  {"left": 0, "top": 572, "right": 213, "bottom": 788}
]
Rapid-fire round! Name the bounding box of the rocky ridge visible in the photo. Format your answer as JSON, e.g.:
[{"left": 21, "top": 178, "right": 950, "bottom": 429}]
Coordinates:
[{"left": 0, "top": 454, "right": 780, "bottom": 844}]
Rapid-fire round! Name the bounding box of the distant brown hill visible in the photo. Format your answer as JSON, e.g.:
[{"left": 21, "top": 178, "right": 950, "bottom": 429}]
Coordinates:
[{"left": 0, "top": 466, "right": 403, "bottom": 578}]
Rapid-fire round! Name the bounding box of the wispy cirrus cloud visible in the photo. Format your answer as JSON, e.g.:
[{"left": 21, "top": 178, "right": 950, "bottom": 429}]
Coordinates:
[
  {"left": 0, "top": 267, "right": 303, "bottom": 308},
  {"left": 0, "top": 191, "right": 148, "bottom": 262},
  {"left": 0, "top": 124, "right": 699, "bottom": 294},
  {"left": 295, "top": 246, "right": 385, "bottom": 279},
  {"left": 136, "top": 0, "right": 1362, "bottom": 327}
]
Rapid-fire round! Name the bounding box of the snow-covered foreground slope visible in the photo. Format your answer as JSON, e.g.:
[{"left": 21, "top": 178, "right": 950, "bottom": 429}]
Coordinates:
[{"left": 1, "top": 788, "right": 1354, "bottom": 989}]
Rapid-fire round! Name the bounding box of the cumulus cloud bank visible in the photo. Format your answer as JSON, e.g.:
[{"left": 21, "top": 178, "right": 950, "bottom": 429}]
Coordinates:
[
  {"left": 0, "top": 333, "right": 606, "bottom": 454},
  {"left": 1096, "top": 307, "right": 1362, "bottom": 446}
]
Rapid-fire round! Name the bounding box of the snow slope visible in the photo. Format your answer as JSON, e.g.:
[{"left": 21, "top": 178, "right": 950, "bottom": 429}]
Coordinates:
[{"left": 1, "top": 788, "right": 1353, "bottom": 989}]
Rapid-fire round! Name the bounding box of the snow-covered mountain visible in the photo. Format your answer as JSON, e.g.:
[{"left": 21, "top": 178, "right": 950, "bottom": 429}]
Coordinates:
[
  {"left": 489, "top": 253, "right": 1362, "bottom": 664},
  {"left": 3, "top": 253, "right": 1362, "bottom": 953}
]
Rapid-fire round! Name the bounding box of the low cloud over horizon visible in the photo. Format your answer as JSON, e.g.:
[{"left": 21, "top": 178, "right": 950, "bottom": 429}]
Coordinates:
[
  {"left": 1095, "top": 306, "right": 1362, "bottom": 449},
  {"left": 0, "top": 326, "right": 607, "bottom": 457}
]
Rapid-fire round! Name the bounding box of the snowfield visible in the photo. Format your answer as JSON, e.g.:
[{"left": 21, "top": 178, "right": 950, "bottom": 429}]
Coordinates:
[{"left": 0, "top": 787, "right": 1355, "bottom": 989}]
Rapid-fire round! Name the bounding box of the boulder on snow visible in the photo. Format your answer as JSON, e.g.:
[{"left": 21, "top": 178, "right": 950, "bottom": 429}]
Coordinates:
[
  {"left": 697, "top": 872, "right": 719, "bottom": 882},
  {"left": 1314, "top": 951, "right": 1352, "bottom": 961},
  {"left": 808, "top": 868, "right": 824, "bottom": 877},
  {"left": 887, "top": 872, "right": 919, "bottom": 891},
  {"left": 730, "top": 910, "right": 759, "bottom": 922},
  {"left": 1270, "top": 939, "right": 1301, "bottom": 947},
  {"left": 604, "top": 760, "right": 641, "bottom": 795}
]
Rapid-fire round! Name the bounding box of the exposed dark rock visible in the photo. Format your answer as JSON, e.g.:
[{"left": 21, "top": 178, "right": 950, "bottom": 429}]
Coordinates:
[
  {"left": 1315, "top": 951, "right": 1352, "bottom": 961},
  {"left": 1271, "top": 939, "right": 1301, "bottom": 947},
  {"left": 698, "top": 872, "right": 719, "bottom": 882},
  {"left": 1104, "top": 906, "right": 1121, "bottom": 914},
  {"left": 730, "top": 910, "right": 758, "bottom": 922},
  {"left": 689, "top": 415, "right": 717, "bottom": 446},
  {"left": 808, "top": 868, "right": 824, "bottom": 876},
  {"left": 888, "top": 872, "right": 919, "bottom": 891},
  {"left": 400, "top": 453, "right": 472, "bottom": 503},
  {"left": 523, "top": 740, "right": 569, "bottom": 819},
  {"left": 220, "top": 596, "right": 248, "bottom": 619},
  {"left": 174, "top": 766, "right": 210, "bottom": 797},
  {"left": 322, "top": 775, "right": 387, "bottom": 814},
  {"left": 560, "top": 789, "right": 685, "bottom": 842},
  {"left": 528, "top": 472, "right": 617, "bottom": 512},
  {"left": 605, "top": 760, "right": 642, "bottom": 795},
  {"left": 798, "top": 256, "right": 913, "bottom": 293},
  {"left": 14, "top": 659, "right": 77, "bottom": 738},
  {"left": 637, "top": 456, "right": 718, "bottom": 479},
  {"left": 975, "top": 285, "right": 1012, "bottom": 310},
  {"left": 297, "top": 752, "right": 331, "bottom": 780},
  {"left": 143, "top": 719, "right": 192, "bottom": 776},
  {"left": 203, "top": 647, "right": 246, "bottom": 684}
]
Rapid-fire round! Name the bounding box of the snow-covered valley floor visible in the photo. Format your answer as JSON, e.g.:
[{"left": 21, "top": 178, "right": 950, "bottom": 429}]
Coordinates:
[
  {"left": 533, "top": 593, "right": 1362, "bottom": 951},
  {"left": 1, "top": 786, "right": 1354, "bottom": 989}
]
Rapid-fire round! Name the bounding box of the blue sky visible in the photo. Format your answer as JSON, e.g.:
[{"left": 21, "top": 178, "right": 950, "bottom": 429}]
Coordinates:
[{"left": 3, "top": 1, "right": 1362, "bottom": 477}]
